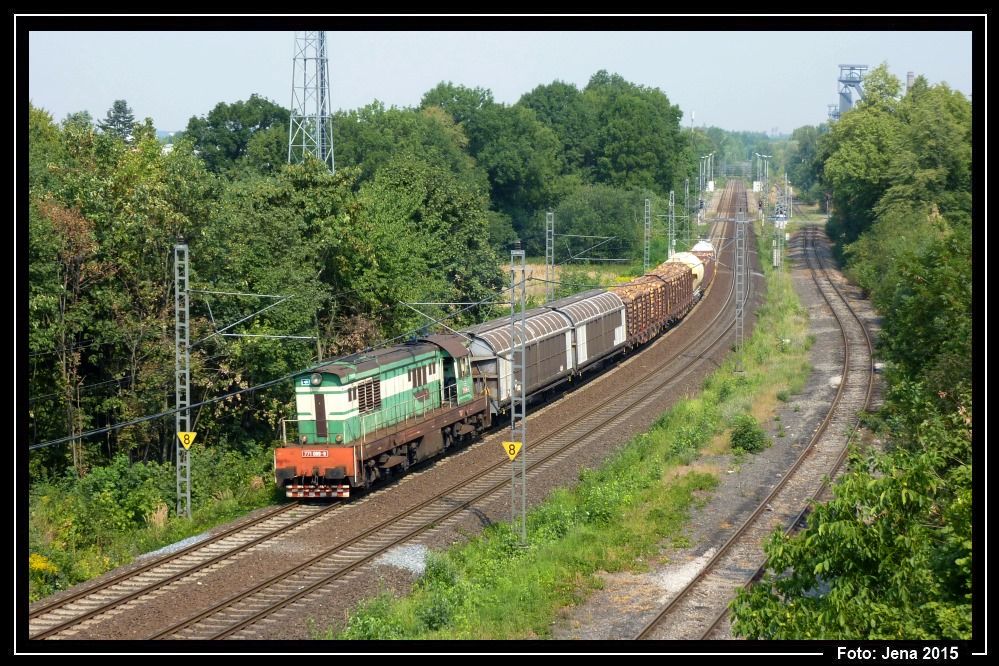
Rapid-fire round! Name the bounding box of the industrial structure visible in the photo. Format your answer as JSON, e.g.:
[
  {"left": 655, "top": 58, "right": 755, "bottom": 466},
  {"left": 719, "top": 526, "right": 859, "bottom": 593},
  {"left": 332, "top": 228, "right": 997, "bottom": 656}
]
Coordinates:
[
  {"left": 827, "top": 64, "right": 867, "bottom": 121},
  {"left": 288, "top": 31, "right": 335, "bottom": 171}
]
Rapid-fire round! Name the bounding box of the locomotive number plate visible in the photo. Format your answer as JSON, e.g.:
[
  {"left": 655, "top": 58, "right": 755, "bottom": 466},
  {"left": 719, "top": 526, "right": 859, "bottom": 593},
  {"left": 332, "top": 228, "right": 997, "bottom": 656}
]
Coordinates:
[{"left": 301, "top": 450, "right": 329, "bottom": 458}]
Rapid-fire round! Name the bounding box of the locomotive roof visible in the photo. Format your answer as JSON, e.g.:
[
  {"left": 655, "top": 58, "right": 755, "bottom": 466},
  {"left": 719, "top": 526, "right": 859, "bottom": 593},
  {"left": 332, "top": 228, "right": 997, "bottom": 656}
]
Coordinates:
[
  {"left": 309, "top": 341, "right": 440, "bottom": 380},
  {"left": 419, "top": 334, "right": 470, "bottom": 359}
]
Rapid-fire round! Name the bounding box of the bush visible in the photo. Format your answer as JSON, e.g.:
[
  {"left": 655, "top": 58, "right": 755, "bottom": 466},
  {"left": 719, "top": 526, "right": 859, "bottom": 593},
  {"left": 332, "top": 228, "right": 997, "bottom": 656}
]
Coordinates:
[
  {"left": 730, "top": 414, "right": 770, "bottom": 453},
  {"left": 339, "top": 594, "right": 407, "bottom": 639}
]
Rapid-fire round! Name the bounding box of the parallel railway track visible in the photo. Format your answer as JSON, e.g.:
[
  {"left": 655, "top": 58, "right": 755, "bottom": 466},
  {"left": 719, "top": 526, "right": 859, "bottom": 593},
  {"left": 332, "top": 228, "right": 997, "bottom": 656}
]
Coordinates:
[
  {"left": 29, "top": 501, "right": 343, "bottom": 639},
  {"left": 636, "top": 223, "right": 875, "bottom": 640}
]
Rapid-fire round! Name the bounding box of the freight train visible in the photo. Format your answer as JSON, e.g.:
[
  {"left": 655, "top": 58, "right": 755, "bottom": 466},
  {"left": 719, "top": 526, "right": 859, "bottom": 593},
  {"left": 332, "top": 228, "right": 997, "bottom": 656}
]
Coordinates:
[{"left": 274, "top": 241, "right": 717, "bottom": 498}]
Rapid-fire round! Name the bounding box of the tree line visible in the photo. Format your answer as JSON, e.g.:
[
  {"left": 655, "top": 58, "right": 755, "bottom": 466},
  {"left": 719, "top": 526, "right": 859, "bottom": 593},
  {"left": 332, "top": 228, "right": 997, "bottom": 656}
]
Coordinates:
[
  {"left": 28, "top": 70, "right": 728, "bottom": 478},
  {"left": 731, "top": 65, "right": 972, "bottom": 640}
]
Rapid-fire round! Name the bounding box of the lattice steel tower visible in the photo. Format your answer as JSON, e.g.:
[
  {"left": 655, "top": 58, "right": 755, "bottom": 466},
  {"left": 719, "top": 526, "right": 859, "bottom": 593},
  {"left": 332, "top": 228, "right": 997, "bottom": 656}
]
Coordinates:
[
  {"left": 545, "top": 211, "right": 555, "bottom": 303},
  {"left": 174, "top": 244, "right": 191, "bottom": 518},
  {"left": 735, "top": 213, "right": 747, "bottom": 373},
  {"left": 288, "top": 31, "right": 335, "bottom": 171}
]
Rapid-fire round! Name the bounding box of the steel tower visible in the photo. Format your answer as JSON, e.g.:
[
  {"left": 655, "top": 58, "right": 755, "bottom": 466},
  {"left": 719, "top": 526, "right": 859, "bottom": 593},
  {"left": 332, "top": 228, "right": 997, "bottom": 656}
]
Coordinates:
[{"left": 288, "top": 31, "right": 335, "bottom": 171}]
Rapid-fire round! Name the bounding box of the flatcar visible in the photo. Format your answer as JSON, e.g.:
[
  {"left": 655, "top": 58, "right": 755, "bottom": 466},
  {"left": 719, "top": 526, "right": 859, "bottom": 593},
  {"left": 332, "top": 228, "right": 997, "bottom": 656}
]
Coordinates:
[{"left": 274, "top": 243, "right": 716, "bottom": 498}]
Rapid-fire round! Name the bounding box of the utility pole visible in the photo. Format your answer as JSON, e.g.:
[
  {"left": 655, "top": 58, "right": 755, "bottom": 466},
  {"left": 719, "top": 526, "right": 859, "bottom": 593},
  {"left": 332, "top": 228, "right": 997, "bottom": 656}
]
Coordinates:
[
  {"left": 509, "top": 242, "right": 527, "bottom": 545},
  {"left": 545, "top": 211, "right": 555, "bottom": 303},
  {"left": 667, "top": 191, "right": 676, "bottom": 260},
  {"left": 734, "top": 214, "right": 747, "bottom": 373},
  {"left": 643, "top": 198, "right": 651, "bottom": 273},
  {"left": 787, "top": 174, "right": 793, "bottom": 220},
  {"left": 288, "top": 31, "right": 335, "bottom": 172},
  {"left": 684, "top": 178, "right": 690, "bottom": 245},
  {"left": 174, "top": 244, "right": 192, "bottom": 519}
]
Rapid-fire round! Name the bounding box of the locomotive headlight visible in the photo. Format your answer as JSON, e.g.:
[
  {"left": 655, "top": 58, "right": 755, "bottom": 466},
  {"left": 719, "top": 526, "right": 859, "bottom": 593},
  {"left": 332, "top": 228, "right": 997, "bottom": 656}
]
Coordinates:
[{"left": 310, "top": 373, "right": 323, "bottom": 387}]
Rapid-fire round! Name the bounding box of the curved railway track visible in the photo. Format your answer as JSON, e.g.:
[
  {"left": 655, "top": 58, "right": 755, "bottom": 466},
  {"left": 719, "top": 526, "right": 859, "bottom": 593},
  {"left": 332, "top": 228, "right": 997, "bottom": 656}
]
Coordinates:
[
  {"left": 636, "top": 223, "right": 875, "bottom": 641},
  {"left": 145, "top": 185, "right": 752, "bottom": 641}
]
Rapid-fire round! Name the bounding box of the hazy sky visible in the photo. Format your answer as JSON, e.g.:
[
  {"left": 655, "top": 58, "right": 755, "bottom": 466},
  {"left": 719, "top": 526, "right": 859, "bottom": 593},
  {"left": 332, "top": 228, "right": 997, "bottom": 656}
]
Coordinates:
[{"left": 27, "top": 29, "right": 972, "bottom": 134}]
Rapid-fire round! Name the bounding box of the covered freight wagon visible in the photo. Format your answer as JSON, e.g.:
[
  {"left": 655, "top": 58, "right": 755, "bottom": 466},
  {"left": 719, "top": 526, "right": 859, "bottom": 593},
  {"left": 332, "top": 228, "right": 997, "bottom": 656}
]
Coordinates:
[
  {"left": 546, "top": 289, "right": 627, "bottom": 370},
  {"left": 690, "top": 240, "right": 716, "bottom": 291},
  {"left": 464, "top": 308, "right": 573, "bottom": 412}
]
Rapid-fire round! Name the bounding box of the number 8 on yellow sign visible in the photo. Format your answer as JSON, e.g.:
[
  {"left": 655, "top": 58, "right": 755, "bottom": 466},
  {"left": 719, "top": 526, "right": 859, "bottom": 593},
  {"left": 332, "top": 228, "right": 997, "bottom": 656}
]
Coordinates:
[
  {"left": 502, "top": 441, "right": 522, "bottom": 461},
  {"left": 177, "top": 432, "right": 198, "bottom": 450}
]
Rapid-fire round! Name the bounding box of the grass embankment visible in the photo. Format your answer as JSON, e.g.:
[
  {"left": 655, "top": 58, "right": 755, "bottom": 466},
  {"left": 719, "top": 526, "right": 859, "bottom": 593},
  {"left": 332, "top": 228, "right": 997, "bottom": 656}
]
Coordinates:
[
  {"left": 28, "top": 443, "right": 279, "bottom": 602},
  {"left": 322, "top": 219, "right": 811, "bottom": 639}
]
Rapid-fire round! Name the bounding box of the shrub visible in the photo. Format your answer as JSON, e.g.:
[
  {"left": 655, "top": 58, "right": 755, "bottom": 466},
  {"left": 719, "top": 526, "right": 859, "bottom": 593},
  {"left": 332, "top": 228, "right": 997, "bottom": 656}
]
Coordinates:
[
  {"left": 339, "top": 594, "right": 407, "bottom": 639},
  {"left": 730, "top": 414, "right": 770, "bottom": 453}
]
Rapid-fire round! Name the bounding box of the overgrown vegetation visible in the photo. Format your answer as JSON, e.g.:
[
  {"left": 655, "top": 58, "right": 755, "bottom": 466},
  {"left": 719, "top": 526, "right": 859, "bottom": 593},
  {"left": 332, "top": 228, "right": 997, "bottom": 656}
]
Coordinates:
[
  {"left": 731, "top": 64, "right": 972, "bottom": 640},
  {"left": 311, "top": 218, "right": 810, "bottom": 639},
  {"left": 28, "top": 443, "right": 276, "bottom": 601}
]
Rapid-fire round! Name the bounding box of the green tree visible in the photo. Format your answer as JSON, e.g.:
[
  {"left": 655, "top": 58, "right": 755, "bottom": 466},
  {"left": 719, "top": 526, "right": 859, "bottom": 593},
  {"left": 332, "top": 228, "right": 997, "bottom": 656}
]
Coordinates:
[
  {"left": 97, "top": 99, "right": 136, "bottom": 142},
  {"left": 785, "top": 125, "right": 823, "bottom": 202},
  {"left": 358, "top": 153, "right": 504, "bottom": 333},
  {"left": 28, "top": 103, "right": 64, "bottom": 193},
  {"left": 518, "top": 80, "right": 597, "bottom": 178},
  {"left": 420, "top": 81, "right": 494, "bottom": 126},
  {"left": 465, "top": 103, "right": 560, "bottom": 233},
  {"left": 240, "top": 123, "right": 289, "bottom": 176},
  {"left": 28, "top": 114, "right": 224, "bottom": 464},
  {"left": 582, "top": 71, "right": 687, "bottom": 193},
  {"left": 184, "top": 94, "right": 289, "bottom": 176},
  {"left": 822, "top": 101, "right": 903, "bottom": 244},
  {"left": 333, "top": 101, "right": 487, "bottom": 194},
  {"left": 547, "top": 183, "right": 652, "bottom": 261},
  {"left": 62, "top": 110, "right": 93, "bottom": 132}
]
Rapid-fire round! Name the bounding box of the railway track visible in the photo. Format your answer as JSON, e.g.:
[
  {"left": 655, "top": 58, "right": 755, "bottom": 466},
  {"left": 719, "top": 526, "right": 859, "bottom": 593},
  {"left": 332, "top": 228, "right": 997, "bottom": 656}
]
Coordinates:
[
  {"left": 636, "top": 223, "right": 875, "bottom": 641},
  {"left": 28, "top": 501, "right": 344, "bottom": 639},
  {"left": 145, "top": 185, "right": 753, "bottom": 640}
]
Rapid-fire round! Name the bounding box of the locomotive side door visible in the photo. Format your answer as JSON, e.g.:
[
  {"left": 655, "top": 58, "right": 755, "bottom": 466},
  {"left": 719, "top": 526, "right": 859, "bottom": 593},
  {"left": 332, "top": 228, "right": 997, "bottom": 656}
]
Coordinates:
[
  {"left": 314, "top": 394, "right": 327, "bottom": 440},
  {"left": 442, "top": 356, "right": 458, "bottom": 405}
]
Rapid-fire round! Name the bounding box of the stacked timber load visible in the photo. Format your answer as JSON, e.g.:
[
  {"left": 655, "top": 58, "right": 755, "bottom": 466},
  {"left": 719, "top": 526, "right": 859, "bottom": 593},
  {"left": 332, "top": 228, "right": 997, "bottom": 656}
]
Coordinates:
[
  {"left": 649, "top": 262, "right": 693, "bottom": 321},
  {"left": 611, "top": 275, "right": 667, "bottom": 345}
]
